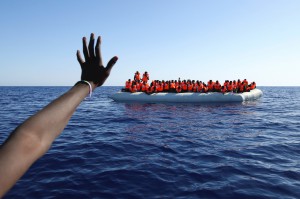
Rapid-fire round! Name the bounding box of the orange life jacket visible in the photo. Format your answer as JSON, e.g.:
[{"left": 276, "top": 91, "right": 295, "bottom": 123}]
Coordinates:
[
  {"left": 193, "top": 84, "right": 198, "bottom": 92},
  {"left": 214, "top": 83, "right": 221, "bottom": 90},
  {"left": 170, "top": 83, "right": 176, "bottom": 89},
  {"left": 142, "top": 74, "right": 149, "bottom": 82},
  {"left": 136, "top": 83, "right": 141, "bottom": 91},
  {"left": 152, "top": 80, "right": 155, "bottom": 86},
  {"left": 223, "top": 82, "right": 229, "bottom": 87},
  {"left": 250, "top": 83, "right": 256, "bottom": 90},
  {"left": 141, "top": 84, "right": 149, "bottom": 92},
  {"left": 221, "top": 86, "right": 227, "bottom": 93},
  {"left": 198, "top": 83, "right": 203, "bottom": 92},
  {"left": 239, "top": 84, "right": 245, "bottom": 92},
  {"left": 130, "top": 85, "right": 137, "bottom": 93},
  {"left": 207, "top": 82, "right": 215, "bottom": 91},
  {"left": 147, "top": 86, "right": 154, "bottom": 93},
  {"left": 187, "top": 84, "right": 193, "bottom": 91},
  {"left": 182, "top": 83, "right": 188, "bottom": 91},
  {"left": 176, "top": 86, "right": 182, "bottom": 93},
  {"left": 246, "top": 86, "right": 251, "bottom": 91},
  {"left": 227, "top": 84, "right": 233, "bottom": 92},
  {"left": 125, "top": 81, "right": 132, "bottom": 89},
  {"left": 164, "top": 83, "right": 169, "bottom": 91},
  {"left": 156, "top": 84, "right": 163, "bottom": 92},
  {"left": 232, "top": 82, "right": 237, "bottom": 90},
  {"left": 134, "top": 73, "right": 140, "bottom": 81}
]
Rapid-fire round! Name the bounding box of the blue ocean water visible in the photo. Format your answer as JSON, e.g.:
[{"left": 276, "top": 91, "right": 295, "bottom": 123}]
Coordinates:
[{"left": 0, "top": 86, "right": 299, "bottom": 199}]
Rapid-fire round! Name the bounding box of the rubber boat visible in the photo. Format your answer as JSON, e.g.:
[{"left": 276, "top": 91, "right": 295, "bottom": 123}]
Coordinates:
[{"left": 110, "top": 88, "right": 263, "bottom": 103}]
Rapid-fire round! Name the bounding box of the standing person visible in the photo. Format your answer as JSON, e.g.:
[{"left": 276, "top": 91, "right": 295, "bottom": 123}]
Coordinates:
[
  {"left": 142, "top": 71, "right": 149, "bottom": 83},
  {"left": 134, "top": 71, "right": 140, "bottom": 81},
  {"left": 0, "top": 33, "right": 118, "bottom": 197}
]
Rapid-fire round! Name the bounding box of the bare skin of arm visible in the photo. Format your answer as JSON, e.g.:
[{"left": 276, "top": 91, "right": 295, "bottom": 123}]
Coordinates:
[{"left": 0, "top": 33, "right": 118, "bottom": 197}]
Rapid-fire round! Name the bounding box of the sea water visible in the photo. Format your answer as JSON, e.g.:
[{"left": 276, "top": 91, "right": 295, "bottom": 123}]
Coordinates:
[{"left": 0, "top": 86, "right": 299, "bottom": 199}]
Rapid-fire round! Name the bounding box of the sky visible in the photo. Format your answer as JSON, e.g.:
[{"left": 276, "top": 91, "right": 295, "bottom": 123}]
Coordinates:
[{"left": 0, "top": 0, "right": 299, "bottom": 86}]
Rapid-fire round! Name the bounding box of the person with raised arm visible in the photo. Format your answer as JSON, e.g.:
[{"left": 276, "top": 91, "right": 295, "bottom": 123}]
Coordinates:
[{"left": 0, "top": 33, "right": 118, "bottom": 197}]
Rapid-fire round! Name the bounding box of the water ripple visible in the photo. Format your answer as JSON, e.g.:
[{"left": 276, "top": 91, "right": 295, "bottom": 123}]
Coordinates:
[{"left": 0, "top": 86, "right": 300, "bottom": 198}]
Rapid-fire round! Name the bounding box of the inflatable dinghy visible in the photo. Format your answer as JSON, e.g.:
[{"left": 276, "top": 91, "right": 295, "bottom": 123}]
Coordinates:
[{"left": 110, "top": 88, "right": 263, "bottom": 103}]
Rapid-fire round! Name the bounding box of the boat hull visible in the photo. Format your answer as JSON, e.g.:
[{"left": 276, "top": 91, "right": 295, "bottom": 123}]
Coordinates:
[{"left": 110, "top": 89, "right": 263, "bottom": 103}]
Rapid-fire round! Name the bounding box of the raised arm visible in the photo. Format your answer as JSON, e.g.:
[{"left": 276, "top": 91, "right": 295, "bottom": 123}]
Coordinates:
[{"left": 0, "top": 33, "right": 118, "bottom": 197}]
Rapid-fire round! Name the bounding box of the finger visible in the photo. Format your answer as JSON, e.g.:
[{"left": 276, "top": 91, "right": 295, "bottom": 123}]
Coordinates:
[
  {"left": 82, "top": 37, "right": 89, "bottom": 60},
  {"left": 95, "top": 36, "right": 102, "bottom": 65},
  {"left": 105, "top": 56, "right": 118, "bottom": 73},
  {"left": 76, "top": 50, "right": 84, "bottom": 66},
  {"left": 88, "top": 33, "right": 95, "bottom": 58}
]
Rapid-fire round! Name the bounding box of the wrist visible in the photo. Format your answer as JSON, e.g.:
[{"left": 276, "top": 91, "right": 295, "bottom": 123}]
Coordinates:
[
  {"left": 88, "top": 81, "right": 98, "bottom": 91},
  {"left": 74, "top": 80, "right": 95, "bottom": 97}
]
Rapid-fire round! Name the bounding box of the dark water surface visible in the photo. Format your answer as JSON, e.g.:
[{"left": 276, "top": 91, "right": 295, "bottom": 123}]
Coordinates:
[{"left": 0, "top": 86, "right": 299, "bottom": 199}]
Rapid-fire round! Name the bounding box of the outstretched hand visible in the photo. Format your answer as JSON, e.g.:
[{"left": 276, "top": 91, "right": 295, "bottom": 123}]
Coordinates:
[{"left": 77, "top": 33, "right": 118, "bottom": 87}]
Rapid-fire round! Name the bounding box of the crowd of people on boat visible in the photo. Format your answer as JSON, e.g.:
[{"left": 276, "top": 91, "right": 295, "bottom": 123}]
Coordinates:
[{"left": 122, "top": 71, "right": 257, "bottom": 94}]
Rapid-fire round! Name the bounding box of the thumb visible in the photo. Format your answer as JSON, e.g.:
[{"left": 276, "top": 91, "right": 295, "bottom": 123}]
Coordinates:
[{"left": 105, "top": 56, "right": 118, "bottom": 73}]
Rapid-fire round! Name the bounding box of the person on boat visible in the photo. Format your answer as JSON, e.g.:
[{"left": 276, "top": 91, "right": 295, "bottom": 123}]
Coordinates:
[
  {"left": 146, "top": 85, "right": 154, "bottom": 95},
  {"left": 232, "top": 80, "right": 237, "bottom": 92},
  {"left": 170, "top": 80, "right": 176, "bottom": 92},
  {"left": 224, "top": 80, "right": 230, "bottom": 89},
  {"left": 237, "top": 79, "right": 242, "bottom": 88},
  {"left": 124, "top": 79, "right": 132, "bottom": 92},
  {"left": 181, "top": 80, "right": 188, "bottom": 92},
  {"left": 227, "top": 81, "right": 234, "bottom": 92},
  {"left": 193, "top": 81, "right": 199, "bottom": 92},
  {"left": 213, "top": 80, "right": 221, "bottom": 92},
  {"left": 156, "top": 81, "right": 163, "bottom": 92},
  {"left": 198, "top": 81, "right": 204, "bottom": 92},
  {"left": 0, "top": 33, "right": 118, "bottom": 197},
  {"left": 207, "top": 80, "right": 215, "bottom": 92},
  {"left": 221, "top": 86, "right": 227, "bottom": 94},
  {"left": 187, "top": 81, "right": 193, "bottom": 92},
  {"left": 243, "top": 79, "right": 248, "bottom": 87},
  {"left": 175, "top": 80, "right": 179, "bottom": 89},
  {"left": 129, "top": 83, "right": 138, "bottom": 93},
  {"left": 134, "top": 71, "right": 140, "bottom": 81},
  {"left": 238, "top": 82, "right": 245, "bottom": 93},
  {"left": 202, "top": 83, "right": 208, "bottom": 93},
  {"left": 164, "top": 81, "right": 170, "bottom": 92},
  {"left": 176, "top": 85, "right": 182, "bottom": 93},
  {"left": 134, "top": 80, "right": 140, "bottom": 92},
  {"left": 139, "top": 80, "right": 143, "bottom": 91},
  {"left": 246, "top": 84, "right": 251, "bottom": 92},
  {"left": 250, "top": 82, "right": 256, "bottom": 90},
  {"left": 142, "top": 71, "right": 149, "bottom": 83},
  {"left": 141, "top": 81, "right": 149, "bottom": 92}
]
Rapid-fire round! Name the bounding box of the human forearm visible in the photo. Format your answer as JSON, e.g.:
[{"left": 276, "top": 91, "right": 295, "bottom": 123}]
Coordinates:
[
  {"left": 0, "top": 82, "right": 95, "bottom": 196},
  {"left": 19, "top": 82, "right": 96, "bottom": 144}
]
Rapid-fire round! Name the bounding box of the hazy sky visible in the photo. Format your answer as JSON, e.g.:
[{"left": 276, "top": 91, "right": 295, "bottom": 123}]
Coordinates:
[{"left": 0, "top": 0, "right": 299, "bottom": 86}]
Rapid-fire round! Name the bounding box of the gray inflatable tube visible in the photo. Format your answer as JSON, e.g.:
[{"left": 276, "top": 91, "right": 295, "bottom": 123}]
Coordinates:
[{"left": 110, "top": 88, "right": 263, "bottom": 103}]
